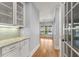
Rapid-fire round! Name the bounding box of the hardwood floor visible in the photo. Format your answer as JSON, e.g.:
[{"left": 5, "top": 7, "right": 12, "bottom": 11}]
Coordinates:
[{"left": 32, "top": 38, "right": 59, "bottom": 57}]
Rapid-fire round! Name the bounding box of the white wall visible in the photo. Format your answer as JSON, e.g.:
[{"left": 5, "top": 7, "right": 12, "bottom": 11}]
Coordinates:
[
  {"left": 53, "top": 4, "right": 64, "bottom": 56},
  {"left": 59, "top": 3, "right": 65, "bottom": 57},
  {"left": 53, "top": 7, "right": 60, "bottom": 49},
  {"left": 21, "top": 2, "right": 40, "bottom": 56}
]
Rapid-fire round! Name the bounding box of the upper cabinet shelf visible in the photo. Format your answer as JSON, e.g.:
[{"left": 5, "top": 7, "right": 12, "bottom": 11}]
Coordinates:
[{"left": 0, "top": 2, "right": 24, "bottom": 27}]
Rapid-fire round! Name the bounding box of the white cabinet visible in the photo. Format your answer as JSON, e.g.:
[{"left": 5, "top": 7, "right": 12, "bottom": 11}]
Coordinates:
[
  {"left": 2, "top": 43, "right": 19, "bottom": 57},
  {"left": 2, "top": 50, "right": 17, "bottom": 57},
  {"left": 0, "top": 2, "right": 13, "bottom": 24},
  {"left": 16, "top": 2, "right": 24, "bottom": 26},
  {"left": 19, "top": 39, "right": 29, "bottom": 57},
  {"left": 0, "top": 39, "right": 29, "bottom": 57},
  {"left": 24, "top": 39, "right": 29, "bottom": 57},
  {"left": 0, "top": 2, "right": 24, "bottom": 26}
]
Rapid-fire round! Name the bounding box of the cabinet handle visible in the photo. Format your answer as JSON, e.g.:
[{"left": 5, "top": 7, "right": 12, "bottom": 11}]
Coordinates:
[
  {"left": 62, "top": 39, "right": 67, "bottom": 41},
  {"left": 62, "top": 39, "right": 65, "bottom": 41}
]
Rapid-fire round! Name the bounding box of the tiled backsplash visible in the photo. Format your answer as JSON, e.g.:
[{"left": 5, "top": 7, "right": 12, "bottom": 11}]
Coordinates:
[{"left": 0, "top": 27, "right": 20, "bottom": 40}]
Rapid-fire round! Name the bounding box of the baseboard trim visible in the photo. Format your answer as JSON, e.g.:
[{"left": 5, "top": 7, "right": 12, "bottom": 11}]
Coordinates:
[{"left": 30, "top": 44, "right": 40, "bottom": 57}]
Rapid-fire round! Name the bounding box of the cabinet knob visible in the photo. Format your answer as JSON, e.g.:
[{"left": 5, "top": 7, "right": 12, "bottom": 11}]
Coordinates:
[
  {"left": 62, "top": 39, "right": 65, "bottom": 41},
  {"left": 62, "top": 39, "right": 67, "bottom": 41}
]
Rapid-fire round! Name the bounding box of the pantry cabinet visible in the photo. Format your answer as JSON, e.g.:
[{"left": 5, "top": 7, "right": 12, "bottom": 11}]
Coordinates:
[
  {"left": 0, "top": 39, "right": 29, "bottom": 57},
  {"left": 0, "top": 2, "right": 24, "bottom": 26},
  {"left": 64, "top": 2, "right": 79, "bottom": 57}
]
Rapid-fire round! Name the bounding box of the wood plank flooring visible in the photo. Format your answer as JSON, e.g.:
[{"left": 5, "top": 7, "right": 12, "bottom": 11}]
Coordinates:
[{"left": 32, "top": 38, "right": 59, "bottom": 57}]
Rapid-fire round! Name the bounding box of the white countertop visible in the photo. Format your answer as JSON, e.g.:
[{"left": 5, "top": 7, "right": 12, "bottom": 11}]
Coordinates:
[{"left": 0, "top": 36, "right": 30, "bottom": 48}]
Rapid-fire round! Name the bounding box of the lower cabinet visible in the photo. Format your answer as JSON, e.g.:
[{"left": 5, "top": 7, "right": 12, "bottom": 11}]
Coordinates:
[
  {"left": 1, "top": 39, "right": 29, "bottom": 57},
  {"left": 24, "top": 39, "right": 29, "bottom": 57},
  {"left": 19, "top": 39, "right": 29, "bottom": 57},
  {"left": 2, "top": 43, "right": 19, "bottom": 57}
]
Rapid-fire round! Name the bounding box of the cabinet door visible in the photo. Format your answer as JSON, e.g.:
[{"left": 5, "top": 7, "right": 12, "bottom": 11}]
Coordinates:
[
  {"left": 20, "top": 39, "right": 29, "bottom": 57},
  {"left": 17, "top": 2, "right": 24, "bottom": 26},
  {"left": 0, "top": 2, "right": 13, "bottom": 24},
  {"left": 24, "top": 39, "right": 29, "bottom": 57},
  {"left": 19, "top": 40, "right": 25, "bottom": 57},
  {"left": 2, "top": 43, "right": 19, "bottom": 57}
]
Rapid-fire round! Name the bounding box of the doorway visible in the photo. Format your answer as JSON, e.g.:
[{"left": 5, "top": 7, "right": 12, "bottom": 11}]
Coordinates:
[{"left": 33, "top": 22, "right": 59, "bottom": 57}]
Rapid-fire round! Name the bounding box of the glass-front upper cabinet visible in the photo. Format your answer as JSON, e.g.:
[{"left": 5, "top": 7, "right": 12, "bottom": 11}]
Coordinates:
[
  {"left": 68, "top": 2, "right": 71, "bottom": 11},
  {"left": 73, "top": 4, "right": 79, "bottom": 28},
  {"left": 17, "top": 2, "right": 24, "bottom": 26},
  {"left": 0, "top": 2, "right": 13, "bottom": 24}
]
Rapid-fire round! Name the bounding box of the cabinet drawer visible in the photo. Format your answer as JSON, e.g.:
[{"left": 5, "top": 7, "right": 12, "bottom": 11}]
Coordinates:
[
  {"left": 2, "top": 43, "right": 19, "bottom": 55},
  {"left": 2, "top": 50, "right": 17, "bottom": 57},
  {"left": 2, "top": 47, "right": 19, "bottom": 57}
]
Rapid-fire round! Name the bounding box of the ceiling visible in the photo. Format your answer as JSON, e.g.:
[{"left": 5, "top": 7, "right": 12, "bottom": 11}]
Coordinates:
[{"left": 34, "top": 2, "right": 60, "bottom": 22}]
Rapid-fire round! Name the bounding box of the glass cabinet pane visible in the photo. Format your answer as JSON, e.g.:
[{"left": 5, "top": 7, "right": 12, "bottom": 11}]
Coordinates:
[
  {"left": 64, "top": 44, "right": 71, "bottom": 57},
  {"left": 65, "top": 30, "right": 71, "bottom": 45},
  {"left": 67, "top": 46, "right": 71, "bottom": 57},
  {"left": 65, "top": 17, "right": 66, "bottom": 28},
  {"left": 72, "top": 50, "right": 79, "bottom": 57},
  {"left": 68, "top": 29, "right": 71, "bottom": 45},
  {"left": 65, "top": 15, "right": 68, "bottom": 28},
  {"left": 65, "top": 30, "right": 68, "bottom": 41},
  {"left": 0, "top": 14, "right": 12, "bottom": 24},
  {"left": 64, "top": 43, "right": 67, "bottom": 56},
  {"left": 72, "top": 29, "right": 79, "bottom": 52},
  {"left": 68, "top": 12, "right": 71, "bottom": 28},
  {"left": 2, "top": 2, "right": 13, "bottom": 9},
  {"left": 65, "top": 2, "right": 68, "bottom": 15},
  {"left": 68, "top": 2, "right": 71, "bottom": 11},
  {"left": 73, "top": 4, "right": 79, "bottom": 28},
  {"left": 73, "top": 2, "right": 77, "bottom": 6},
  {"left": 0, "top": 3, "right": 13, "bottom": 15},
  {"left": 17, "top": 2, "right": 23, "bottom": 26},
  {"left": 0, "top": 2, "right": 13, "bottom": 24}
]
